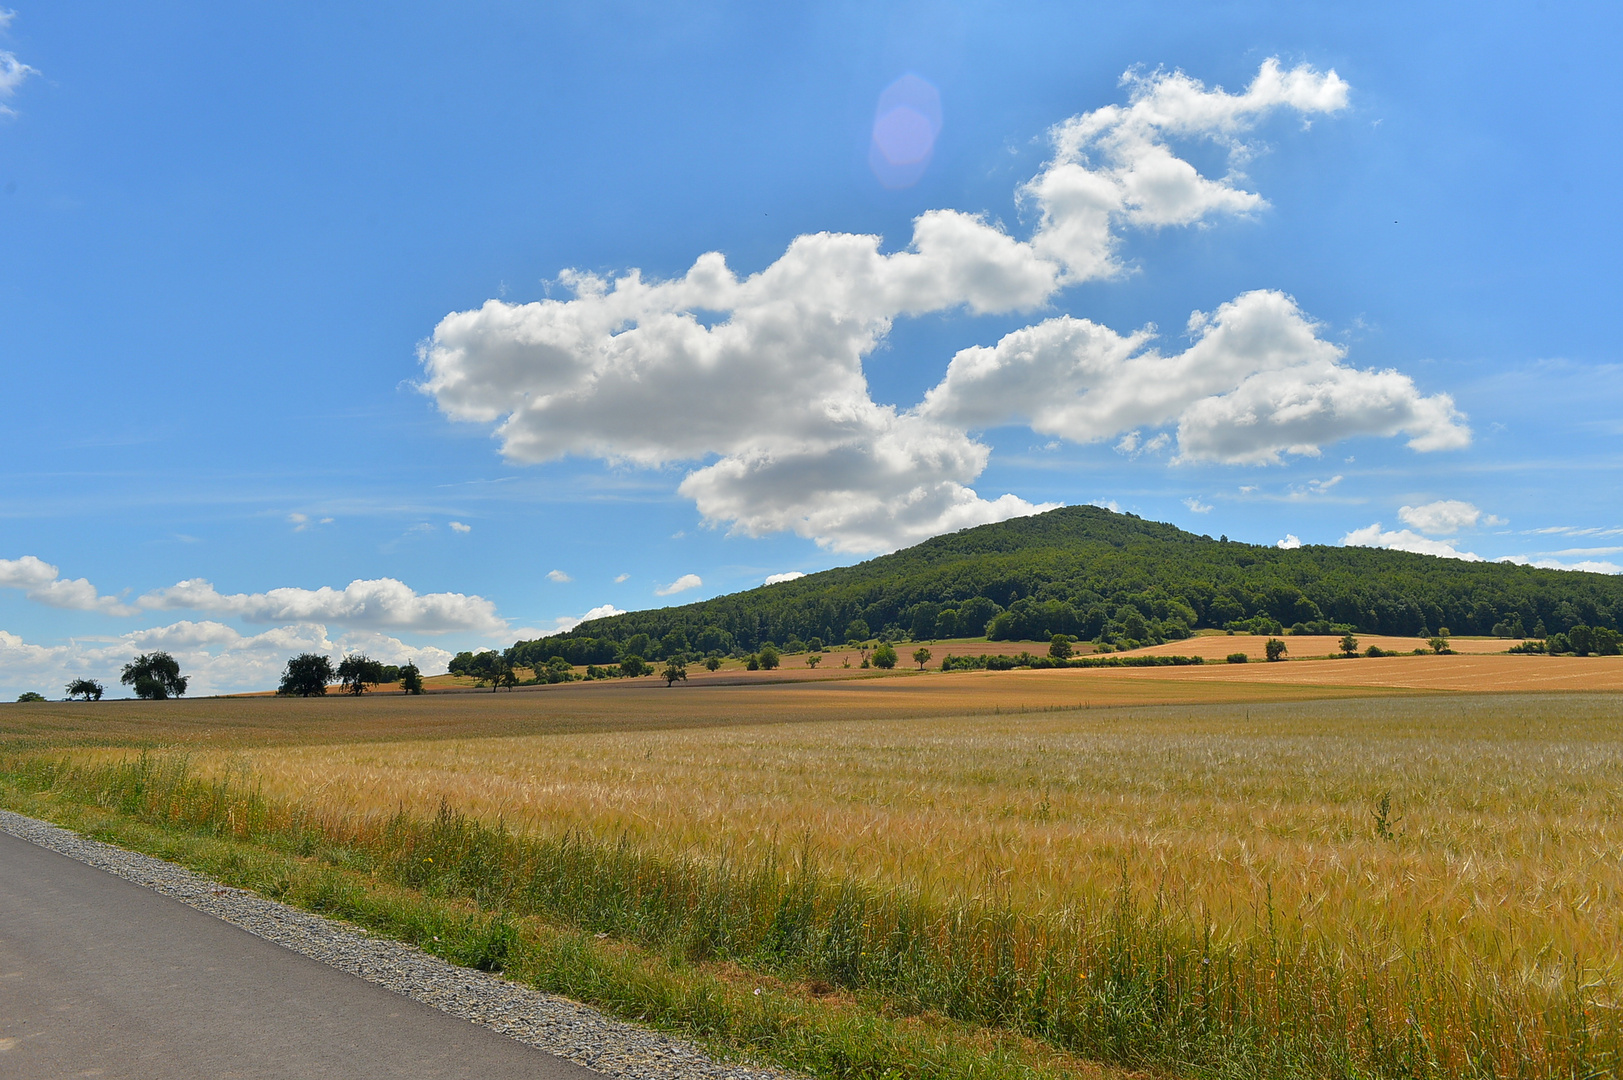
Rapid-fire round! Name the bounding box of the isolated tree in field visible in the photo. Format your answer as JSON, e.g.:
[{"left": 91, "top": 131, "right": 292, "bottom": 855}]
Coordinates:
[
  {"left": 336, "top": 653, "right": 385, "bottom": 695},
  {"left": 871, "top": 643, "right": 898, "bottom": 669},
  {"left": 65, "top": 678, "right": 104, "bottom": 701},
  {"left": 277, "top": 653, "right": 334, "bottom": 697},
  {"left": 491, "top": 659, "right": 520, "bottom": 691},
  {"left": 662, "top": 659, "right": 687, "bottom": 687},
  {"left": 758, "top": 644, "right": 781, "bottom": 670},
  {"left": 1339, "top": 633, "right": 1359, "bottom": 658},
  {"left": 16, "top": 691, "right": 46, "bottom": 702},
  {"left": 1427, "top": 636, "right": 1452, "bottom": 655},
  {"left": 912, "top": 647, "right": 932, "bottom": 670},
  {"left": 1049, "top": 633, "right": 1073, "bottom": 660},
  {"left": 806, "top": 654, "right": 820, "bottom": 668},
  {"left": 121, "top": 652, "right": 188, "bottom": 699},
  {"left": 705, "top": 656, "right": 721, "bottom": 671},
  {"left": 1264, "top": 638, "right": 1287, "bottom": 662},
  {"left": 398, "top": 662, "right": 424, "bottom": 694},
  {"left": 619, "top": 655, "right": 648, "bottom": 677}
]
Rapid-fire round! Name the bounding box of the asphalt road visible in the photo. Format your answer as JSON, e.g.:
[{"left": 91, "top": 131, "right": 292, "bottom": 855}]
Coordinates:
[{"left": 0, "top": 829, "right": 604, "bottom": 1079}]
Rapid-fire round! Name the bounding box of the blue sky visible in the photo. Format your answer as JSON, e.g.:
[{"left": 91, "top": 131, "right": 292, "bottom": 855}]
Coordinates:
[{"left": 2, "top": 2, "right": 1620, "bottom": 696}]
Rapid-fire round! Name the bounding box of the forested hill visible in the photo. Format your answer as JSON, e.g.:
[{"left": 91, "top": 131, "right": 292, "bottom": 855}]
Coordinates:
[{"left": 520, "top": 506, "right": 1623, "bottom": 664}]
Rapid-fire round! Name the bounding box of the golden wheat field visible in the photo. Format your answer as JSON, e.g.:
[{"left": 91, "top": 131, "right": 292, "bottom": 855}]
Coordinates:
[
  {"left": 8, "top": 657, "right": 1623, "bottom": 1077},
  {"left": 7, "top": 659, "right": 1619, "bottom": 972}
]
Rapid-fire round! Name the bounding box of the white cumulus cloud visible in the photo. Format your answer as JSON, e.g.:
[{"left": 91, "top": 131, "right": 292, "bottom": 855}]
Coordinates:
[
  {"left": 764, "top": 571, "right": 807, "bottom": 585},
  {"left": 136, "top": 577, "right": 506, "bottom": 635},
  {"left": 542, "top": 603, "right": 628, "bottom": 635},
  {"left": 1342, "top": 524, "right": 1481, "bottom": 562},
  {"left": 1398, "top": 500, "right": 1483, "bottom": 535},
  {"left": 0, "top": 555, "right": 138, "bottom": 616},
  {"left": 655, "top": 574, "right": 703, "bottom": 597},
  {"left": 1277, "top": 534, "right": 1302, "bottom": 549},
  {"left": 419, "top": 61, "right": 1455, "bottom": 552},
  {"left": 921, "top": 291, "right": 1468, "bottom": 465}
]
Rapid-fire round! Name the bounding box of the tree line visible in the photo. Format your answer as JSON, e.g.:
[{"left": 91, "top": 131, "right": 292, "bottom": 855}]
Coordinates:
[{"left": 14, "top": 650, "right": 428, "bottom": 702}]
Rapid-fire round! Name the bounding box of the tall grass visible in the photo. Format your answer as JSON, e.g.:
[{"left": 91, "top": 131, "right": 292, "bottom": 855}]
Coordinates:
[{"left": 6, "top": 751, "right": 1616, "bottom": 1080}]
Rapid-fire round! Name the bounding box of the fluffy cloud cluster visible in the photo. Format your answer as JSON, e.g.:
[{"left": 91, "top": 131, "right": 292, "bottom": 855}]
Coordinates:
[
  {"left": 2, "top": 553, "right": 510, "bottom": 638},
  {"left": 423, "top": 60, "right": 1465, "bottom": 553},
  {"left": 539, "top": 603, "right": 628, "bottom": 635},
  {"left": 0, "top": 621, "right": 454, "bottom": 699},
  {"left": 1342, "top": 523, "right": 1482, "bottom": 562},
  {"left": 1397, "top": 499, "right": 1502, "bottom": 534},
  {"left": 136, "top": 577, "right": 506, "bottom": 635},
  {"left": 0, "top": 556, "right": 137, "bottom": 615},
  {"left": 921, "top": 290, "right": 1467, "bottom": 464}
]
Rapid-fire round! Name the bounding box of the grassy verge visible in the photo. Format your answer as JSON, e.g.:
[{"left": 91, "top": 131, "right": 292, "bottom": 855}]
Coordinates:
[
  {"left": 0, "top": 759, "right": 1124, "bottom": 1080},
  {"left": 3, "top": 752, "right": 1617, "bottom": 1080}
]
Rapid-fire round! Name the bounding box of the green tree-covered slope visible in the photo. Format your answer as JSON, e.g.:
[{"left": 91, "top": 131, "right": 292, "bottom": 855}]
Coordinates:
[{"left": 515, "top": 506, "right": 1623, "bottom": 664}]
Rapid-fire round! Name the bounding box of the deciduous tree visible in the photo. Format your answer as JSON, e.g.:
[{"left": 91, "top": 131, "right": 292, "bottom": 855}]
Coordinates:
[
  {"left": 277, "top": 653, "right": 334, "bottom": 697},
  {"left": 121, "top": 652, "right": 188, "bottom": 699},
  {"left": 65, "top": 678, "right": 104, "bottom": 701},
  {"left": 336, "top": 653, "right": 385, "bottom": 695}
]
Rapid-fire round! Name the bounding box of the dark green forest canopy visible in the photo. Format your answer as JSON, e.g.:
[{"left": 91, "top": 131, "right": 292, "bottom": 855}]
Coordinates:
[{"left": 515, "top": 506, "right": 1623, "bottom": 664}]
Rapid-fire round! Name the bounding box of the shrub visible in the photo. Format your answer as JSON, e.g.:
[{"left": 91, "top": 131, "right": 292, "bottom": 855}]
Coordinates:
[
  {"left": 1226, "top": 652, "right": 1249, "bottom": 664},
  {"left": 1264, "top": 638, "right": 1288, "bottom": 662}
]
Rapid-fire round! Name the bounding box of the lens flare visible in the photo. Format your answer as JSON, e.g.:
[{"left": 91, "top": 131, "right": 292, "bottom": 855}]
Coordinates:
[{"left": 869, "top": 74, "right": 941, "bottom": 189}]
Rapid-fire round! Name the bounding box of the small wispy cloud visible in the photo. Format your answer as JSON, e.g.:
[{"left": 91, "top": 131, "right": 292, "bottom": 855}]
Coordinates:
[
  {"left": 613, "top": 573, "right": 630, "bottom": 584},
  {"left": 546, "top": 569, "right": 572, "bottom": 583},
  {"left": 655, "top": 573, "right": 702, "bottom": 597},
  {"left": 0, "top": 18, "right": 37, "bottom": 119},
  {"left": 1290, "top": 475, "right": 1343, "bottom": 498},
  {"left": 1183, "top": 497, "right": 1213, "bottom": 514},
  {"left": 449, "top": 521, "right": 471, "bottom": 533}
]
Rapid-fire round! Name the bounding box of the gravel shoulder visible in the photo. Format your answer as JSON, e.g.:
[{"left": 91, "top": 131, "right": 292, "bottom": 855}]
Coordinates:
[{"left": 0, "top": 808, "right": 792, "bottom": 1080}]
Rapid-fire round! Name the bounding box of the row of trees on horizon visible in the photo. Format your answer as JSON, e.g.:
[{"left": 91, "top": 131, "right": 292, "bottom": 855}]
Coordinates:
[{"left": 11, "top": 650, "right": 432, "bottom": 702}]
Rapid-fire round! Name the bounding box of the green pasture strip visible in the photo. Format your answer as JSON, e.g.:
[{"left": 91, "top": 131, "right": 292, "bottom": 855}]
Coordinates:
[{"left": 2, "top": 753, "right": 1617, "bottom": 1080}]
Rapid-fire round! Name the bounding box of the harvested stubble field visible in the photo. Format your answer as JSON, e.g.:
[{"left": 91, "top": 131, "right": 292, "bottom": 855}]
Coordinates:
[{"left": 4, "top": 657, "right": 1623, "bottom": 1080}]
